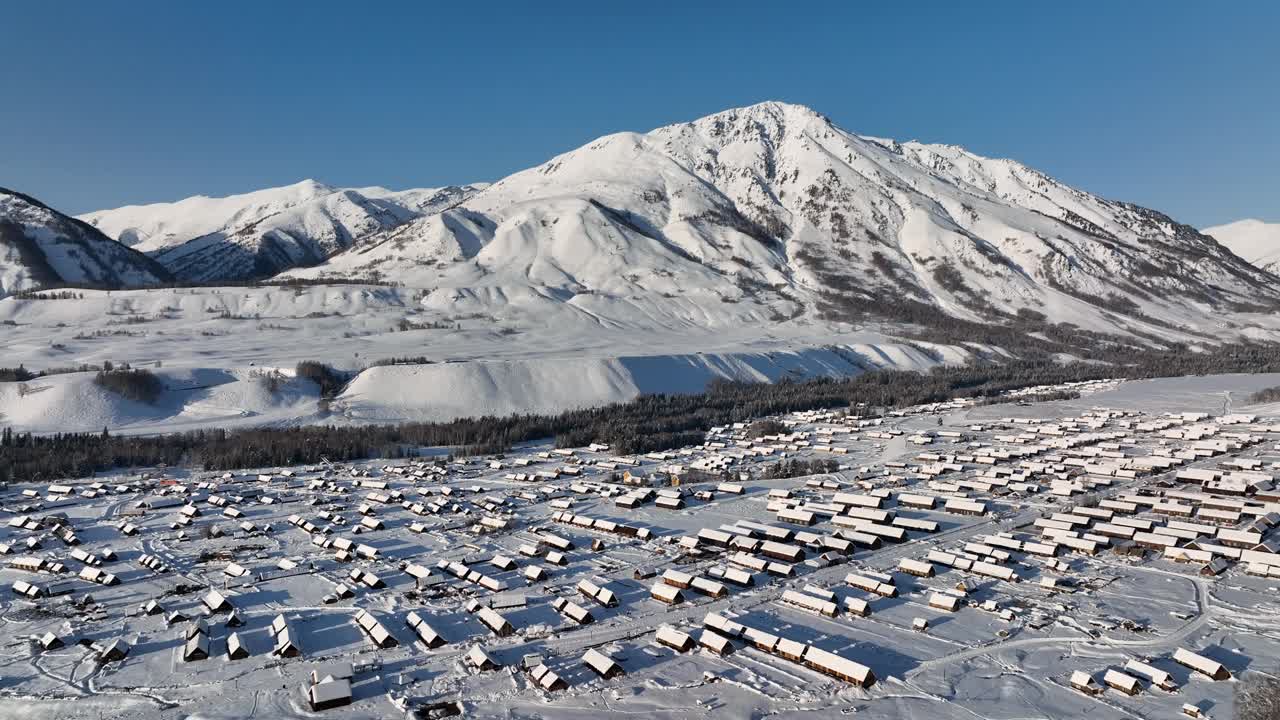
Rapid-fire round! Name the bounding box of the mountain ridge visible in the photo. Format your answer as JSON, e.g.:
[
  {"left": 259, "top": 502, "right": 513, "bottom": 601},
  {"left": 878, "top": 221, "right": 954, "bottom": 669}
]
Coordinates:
[
  {"left": 0, "top": 186, "right": 171, "bottom": 297},
  {"left": 285, "top": 101, "right": 1280, "bottom": 340},
  {"left": 78, "top": 179, "right": 487, "bottom": 282}
]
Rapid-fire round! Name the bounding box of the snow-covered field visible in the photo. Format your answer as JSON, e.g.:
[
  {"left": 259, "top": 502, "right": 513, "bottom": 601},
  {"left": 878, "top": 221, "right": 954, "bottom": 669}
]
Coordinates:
[
  {"left": 968, "top": 372, "right": 1280, "bottom": 420},
  {"left": 1, "top": 375, "right": 1278, "bottom": 719}
]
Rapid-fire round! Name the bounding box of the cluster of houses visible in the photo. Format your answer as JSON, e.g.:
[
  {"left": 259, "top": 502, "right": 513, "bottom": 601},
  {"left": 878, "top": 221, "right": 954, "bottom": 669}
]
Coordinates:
[
  {"left": 701, "top": 612, "right": 876, "bottom": 686},
  {"left": 1070, "top": 647, "right": 1229, "bottom": 700},
  {"left": 0, "top": 399, "right": 1275, "bottom": 716}
]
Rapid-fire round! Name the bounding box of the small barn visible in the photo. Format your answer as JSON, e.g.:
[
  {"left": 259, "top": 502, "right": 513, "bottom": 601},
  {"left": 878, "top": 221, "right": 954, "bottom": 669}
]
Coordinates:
[
  {"left": 202, "top": 589, "right": 233, "bottom": 613},
  {"left": 1173, "top": 648, "right": 1230, "bottom": 680},
  {"left": 651, "top": 583, "right": 684, "bottom": 605},
  {"left": 698, "top": 629, "right": 733, "bottom": 655},
  {"left": 929, "top": 593, "right": 961, "bottom": 612},
  {"left": 898, "top": 558, "right": 935, "bottom": 578},
  {"left": 97, "top": 639, "right": 131, "bottom": 663},
  {"left": 1070, "top": 671, "right": 1101, "bottom": 695},
  {"left": 273, "top": 627, "right": 303, "bottom": 658},
  {"left": 307, "top": 677, "right": 353, "bottom": 712},
  {"left": 655, "top": 626, "right": 695, "bottom": 653},
  {"left": 406, "top": 611, "right": 447, "bottom": 648},
  {"left": 182, "top": 632, "right": 211, "bottom": 662},
  {"left": 474, "top": 607, "right": 515, "bottom": 637},
  {"left": 353, "top": 608, "right": 399, "bottom": 649},
  {"left": 582, "top": 648, "right": 624, "bottom": 679},
  {"left": 466, "top": 645, "right": 500, "bottom": 671},
  {"left": 802, "top": 646, "right": 876, "bottom": 687},
  {"left": 1103, "top": 669, "right": 1141, "bottom": 695},
  {"left": 529, "top": 663, "right": 568, "bottom": 691},
  {"left": 226, "top": 632, "right": 250, "bottom": 660},
  {"left": 38, "top": 632, "right": 65, "bottom": 651}
]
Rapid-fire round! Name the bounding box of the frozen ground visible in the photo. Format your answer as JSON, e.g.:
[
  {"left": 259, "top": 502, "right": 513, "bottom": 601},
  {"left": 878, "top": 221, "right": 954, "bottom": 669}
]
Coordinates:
[
  {"left": 967, "top": 372, "right": 1280, "bottom": 419},
  {"left": 0, "top": 374, "right": 1278, "bottom": 718}
]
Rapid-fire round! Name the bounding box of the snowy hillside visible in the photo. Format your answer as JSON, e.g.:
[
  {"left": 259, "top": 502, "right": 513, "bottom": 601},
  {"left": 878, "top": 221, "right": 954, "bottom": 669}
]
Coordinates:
[
  {"left": 80, "top": 180, "right": 485, "bottom": 281},
  {"left": 288, "top": 102, "right": 1280, "bottom": 340},
  {"left": 1203, "top": 219, "right": 1280, "bottom": 274},
  {"left": 0, "top": 187, "right": 170, "bottom": 298},
  {"left": 0, "top": 366, "right": 323, "bottom": 435}
]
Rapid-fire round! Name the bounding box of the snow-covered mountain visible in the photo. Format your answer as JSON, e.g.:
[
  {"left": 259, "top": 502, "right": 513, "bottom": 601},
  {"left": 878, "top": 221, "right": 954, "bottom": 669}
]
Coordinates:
[
  {"left": 1202, "top": 219, "right": 1280, "bottom": 274},
  {"left": 79, "top": 180, "right": 485, "bottom": 282},
  {"left": 0, "top": 187, "right": 170, "bottom": 297},
  {"left": 289, "top": 101, "right": 1279, "bottom": 338},
  {"left": 13, "top": 100, "right": 1279, "bottom": 348}
]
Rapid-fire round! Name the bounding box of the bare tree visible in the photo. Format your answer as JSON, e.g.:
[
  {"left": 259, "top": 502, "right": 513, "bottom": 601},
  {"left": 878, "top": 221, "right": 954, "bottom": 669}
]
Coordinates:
[{"left": 1237, "top": 676, "right": 1280, "bottom": 720}]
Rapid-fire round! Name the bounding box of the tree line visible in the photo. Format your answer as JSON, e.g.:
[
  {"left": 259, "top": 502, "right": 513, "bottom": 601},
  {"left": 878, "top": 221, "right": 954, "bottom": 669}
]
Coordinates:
[
  {"left": 92, "top": 367, "right": 164, "bottom": 404},
  {"left": 1248, "top": 385, "right": 1280, "bottom": 404},
  {"left": 761, "top": 457, "right": 841, "bottom": 480}
]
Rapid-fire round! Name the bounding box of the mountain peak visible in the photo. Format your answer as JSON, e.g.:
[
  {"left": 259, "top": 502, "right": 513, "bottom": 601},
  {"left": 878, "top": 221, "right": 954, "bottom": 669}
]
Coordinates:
[
  {"left": 1202, "top": 218, "right": 1280, "bottom": 273},
  {"left": 724, "top": 99, "right": 822, "bottom": 117},
  {"left": 1212, "top": 218, "right": 1268, "bottom": 229},
  {"left": 289, "top": 101, "right": 1280, "bottom": 340},
  {"left": 290, "top": 178, "right": 337, "bottom": 194},
  {"left": 685, "top": 100, "right": 827, "bottom": 131}
]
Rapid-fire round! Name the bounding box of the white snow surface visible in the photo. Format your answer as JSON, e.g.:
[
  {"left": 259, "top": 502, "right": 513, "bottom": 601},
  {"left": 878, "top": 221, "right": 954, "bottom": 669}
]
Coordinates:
[
  {"left": 338, "top": 342, "right": 977, "bottom": 425},
  {"left": 1202, "top": 218, "right": 1280, "bottom": 274},
  {"left": 0, "top": 367, "right": 323, "bottom": 435}
]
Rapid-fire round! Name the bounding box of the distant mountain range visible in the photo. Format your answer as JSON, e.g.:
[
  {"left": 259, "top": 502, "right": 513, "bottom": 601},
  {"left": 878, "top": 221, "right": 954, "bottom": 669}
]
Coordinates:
[
  {"left": 1202, "top": 219, "right": 1280, "bottom": 275},
  {"left": 3, "top": 101, "right": 1277, "bottom": 344},
  {"left": 78, "top": 180, "right": 485, "bottom": 282}
]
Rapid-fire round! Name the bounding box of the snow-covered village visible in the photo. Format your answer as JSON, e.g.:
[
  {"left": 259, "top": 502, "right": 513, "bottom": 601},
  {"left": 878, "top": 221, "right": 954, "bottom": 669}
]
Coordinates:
[
  {"left": 6, "top": 4, "right": 1280, "bottom": 719},
  {"left": 2, "top": 375, "right": 1279, "bottom": 719}
]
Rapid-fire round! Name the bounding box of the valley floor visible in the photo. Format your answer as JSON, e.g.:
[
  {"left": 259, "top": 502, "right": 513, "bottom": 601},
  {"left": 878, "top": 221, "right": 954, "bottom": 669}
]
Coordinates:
[{"left": 0, "top": 374, "right": 1278, "bottom": 719}]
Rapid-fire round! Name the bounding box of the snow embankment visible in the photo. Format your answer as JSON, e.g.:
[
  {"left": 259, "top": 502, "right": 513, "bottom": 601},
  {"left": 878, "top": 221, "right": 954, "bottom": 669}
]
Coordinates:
[
  {"left": 334, "top": 341, "right": 981, "bottom": 424},
  {"left": 0, "top": 367, "right": 321, "bottom": 434}
]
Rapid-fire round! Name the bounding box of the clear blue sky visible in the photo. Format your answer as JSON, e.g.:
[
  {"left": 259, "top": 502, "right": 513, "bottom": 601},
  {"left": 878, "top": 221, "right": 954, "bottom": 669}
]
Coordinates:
[{"left": 2, "top": 1, "right": 1276, "bottom": 226}]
